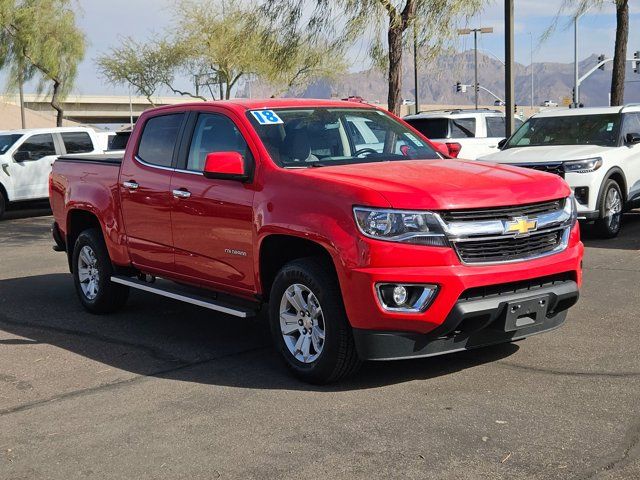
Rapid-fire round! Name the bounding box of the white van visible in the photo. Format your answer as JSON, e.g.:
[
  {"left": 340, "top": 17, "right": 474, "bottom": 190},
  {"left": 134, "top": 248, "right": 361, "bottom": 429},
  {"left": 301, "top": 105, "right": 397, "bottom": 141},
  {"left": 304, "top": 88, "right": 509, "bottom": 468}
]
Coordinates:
[{"left": 0, "top": 127, "right": 101, "bottom": 218}]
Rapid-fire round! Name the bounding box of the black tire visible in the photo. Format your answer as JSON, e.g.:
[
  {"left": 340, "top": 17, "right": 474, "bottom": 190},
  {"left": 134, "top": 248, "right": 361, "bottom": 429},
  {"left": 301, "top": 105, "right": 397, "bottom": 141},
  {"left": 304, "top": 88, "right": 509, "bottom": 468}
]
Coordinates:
[
  {"left": 72, "top": 228, "right": 129, "bottom": 314},
  {"left": 595, "top": 179, "right": 623, "bottom": 238},
  {"left": 268, "top": 258, "right": 361, "bottom": 384},
  {"left": 0, "top": 190, "right": 6, "bottom": 219}
]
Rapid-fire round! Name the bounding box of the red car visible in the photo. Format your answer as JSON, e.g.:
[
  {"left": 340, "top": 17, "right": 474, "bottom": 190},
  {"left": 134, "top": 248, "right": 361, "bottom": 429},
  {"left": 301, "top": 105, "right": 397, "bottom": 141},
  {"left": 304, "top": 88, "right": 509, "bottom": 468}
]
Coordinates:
[{"left": 50, "top": 99, "right": 583, "bottom": 383}]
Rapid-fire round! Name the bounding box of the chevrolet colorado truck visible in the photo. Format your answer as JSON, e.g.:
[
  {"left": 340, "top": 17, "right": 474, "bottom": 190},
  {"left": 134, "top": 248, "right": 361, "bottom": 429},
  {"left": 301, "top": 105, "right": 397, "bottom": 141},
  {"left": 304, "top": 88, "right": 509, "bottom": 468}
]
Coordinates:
[{"left": 50, "top": 99, "right": 583, "bottom": 384}]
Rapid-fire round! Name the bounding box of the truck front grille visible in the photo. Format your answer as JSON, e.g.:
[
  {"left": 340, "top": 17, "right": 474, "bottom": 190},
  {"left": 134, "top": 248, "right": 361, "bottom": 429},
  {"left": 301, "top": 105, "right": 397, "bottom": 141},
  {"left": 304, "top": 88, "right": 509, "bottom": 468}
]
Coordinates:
[
  {"left": 454, "top": 229, "right": 565, "bottom": 264},
  {"left": 441, "top": 199, "right": 564, "bottom": 223}
]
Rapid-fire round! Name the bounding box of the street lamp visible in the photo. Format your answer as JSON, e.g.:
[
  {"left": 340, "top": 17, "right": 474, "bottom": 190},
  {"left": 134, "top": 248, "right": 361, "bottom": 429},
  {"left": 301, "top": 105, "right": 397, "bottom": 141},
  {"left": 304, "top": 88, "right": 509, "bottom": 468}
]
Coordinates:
[{"left": 458, "top": 27, "right": 494, "bottom": 109}]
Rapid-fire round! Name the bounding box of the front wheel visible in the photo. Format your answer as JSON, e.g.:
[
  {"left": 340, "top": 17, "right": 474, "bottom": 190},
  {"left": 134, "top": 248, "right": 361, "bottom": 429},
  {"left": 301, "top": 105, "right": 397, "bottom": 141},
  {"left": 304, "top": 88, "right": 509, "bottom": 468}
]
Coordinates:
[
  {"left": 72, "top": 228, "right": 129, "bottom": 314},
  {"left": 595, "top": 180, "right": 623, "bottom": 238},
  {"left": 268, "top": 258, "right": 361, "bottom": 384}
]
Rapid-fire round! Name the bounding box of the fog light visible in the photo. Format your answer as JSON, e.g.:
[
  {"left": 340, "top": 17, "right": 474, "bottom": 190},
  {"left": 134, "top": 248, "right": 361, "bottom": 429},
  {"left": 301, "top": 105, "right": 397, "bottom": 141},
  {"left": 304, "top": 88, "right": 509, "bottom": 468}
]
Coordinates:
[
  {"left": 574, "top": 187, "right": 589, "bottom": 206},
  {"left": 392, "top": 286, "right": 408, "bottom": 305},
  {"left": 376, "top": 283, "right": 439, "bottom": 313}
]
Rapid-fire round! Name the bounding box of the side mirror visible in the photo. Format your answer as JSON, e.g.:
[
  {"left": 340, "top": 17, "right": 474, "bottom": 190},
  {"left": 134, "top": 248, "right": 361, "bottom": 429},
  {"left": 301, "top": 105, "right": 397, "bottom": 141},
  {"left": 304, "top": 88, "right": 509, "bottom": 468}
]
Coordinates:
[
  {"left": 13, "top": 150, "right": 32, "bottom": 162},
  {"left": 203, "top": 151, "right": 248, "bottom": 181},
  {"left": 626, "top": 132, "right": 640, "bottom": 145},
  {"left": 498, "top": 139, "right": 508, "bottom": 150},
  {"left": 432, "top": 142, "right": 450, "bottom": 157}
]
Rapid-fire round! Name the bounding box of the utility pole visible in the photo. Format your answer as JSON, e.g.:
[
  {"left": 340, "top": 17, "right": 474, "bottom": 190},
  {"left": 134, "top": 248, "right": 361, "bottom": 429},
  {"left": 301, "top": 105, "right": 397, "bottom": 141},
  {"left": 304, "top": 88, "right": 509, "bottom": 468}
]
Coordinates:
[
  {"left": 505, "top": 0, "right": 515, "bottom": 136},
  {"left": 413, "top": 22, "right": 419, "bottom": 112},
  {"left": 458, "top": 27, "right": 493, "bottom": 109},
  {"left": 18, "top": 72, "right": 26, "bottom": 129}
]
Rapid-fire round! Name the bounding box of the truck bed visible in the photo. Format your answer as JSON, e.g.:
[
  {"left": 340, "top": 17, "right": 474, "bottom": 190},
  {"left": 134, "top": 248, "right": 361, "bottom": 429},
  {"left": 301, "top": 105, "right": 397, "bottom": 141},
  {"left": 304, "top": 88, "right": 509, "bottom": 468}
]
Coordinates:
[{"left": 56, "top": 153, "right": 123, "bottom": 165}]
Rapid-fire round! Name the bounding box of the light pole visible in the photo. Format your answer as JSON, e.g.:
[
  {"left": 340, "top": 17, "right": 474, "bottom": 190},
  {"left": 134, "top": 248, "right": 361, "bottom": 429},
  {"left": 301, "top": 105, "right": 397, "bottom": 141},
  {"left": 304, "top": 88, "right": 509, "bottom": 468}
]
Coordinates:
[
  {"left": 574, "top": 6, "right": 594, "bottom": 107},
  {"left": 413, "top": 22, "right": 419, "bottom": 112},
  {"left": 458, "top": 27, "right": 494, "bottom": 109},
  {"left": 530, "top": 32, "right": 534, "bottom": 109},
  {"left": 505, "top": 0, "right": 515, "bottom": 136}
]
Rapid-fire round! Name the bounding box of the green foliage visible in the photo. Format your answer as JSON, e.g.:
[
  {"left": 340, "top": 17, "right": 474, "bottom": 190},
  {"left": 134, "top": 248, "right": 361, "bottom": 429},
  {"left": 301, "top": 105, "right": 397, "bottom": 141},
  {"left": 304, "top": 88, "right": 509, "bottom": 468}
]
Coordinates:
[
  {"left": 262, "top": 0, "right": 484, "bottom": 113},
  {"left": 97, "top": 37, "right": 188, "bottom": 106},
  {"left": 97, "top": 0, "right": 347, "bottom": 103},
  {"left": 0, "top": 0, "right": 85, "bottom": 125}
]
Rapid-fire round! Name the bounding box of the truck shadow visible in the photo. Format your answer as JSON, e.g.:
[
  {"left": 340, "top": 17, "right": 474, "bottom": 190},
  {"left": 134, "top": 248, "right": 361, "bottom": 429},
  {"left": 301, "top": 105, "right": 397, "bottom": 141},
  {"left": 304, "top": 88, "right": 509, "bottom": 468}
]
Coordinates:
[
  {"left": 0, "top": 273, "right": 519, "bottom": 392},
  {"left": 1, "top": 201, "right": 51, "bottom": 221},
  {"left": 580, "top": 211, "right": 640, "bottom": 251}
]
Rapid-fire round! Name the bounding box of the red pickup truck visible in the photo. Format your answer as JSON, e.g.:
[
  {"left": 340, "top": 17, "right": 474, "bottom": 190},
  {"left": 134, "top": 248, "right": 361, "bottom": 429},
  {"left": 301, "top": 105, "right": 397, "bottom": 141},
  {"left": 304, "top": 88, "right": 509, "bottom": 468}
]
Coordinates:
[{"left": 50, "top": 99, "right": 583, "bottom": 383}]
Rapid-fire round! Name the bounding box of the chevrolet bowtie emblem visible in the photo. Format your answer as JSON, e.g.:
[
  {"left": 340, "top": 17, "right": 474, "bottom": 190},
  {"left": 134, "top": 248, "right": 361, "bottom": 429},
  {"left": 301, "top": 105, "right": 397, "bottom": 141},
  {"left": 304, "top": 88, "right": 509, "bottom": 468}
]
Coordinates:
[{"left": 504, "top": 217, "right": 538, "bottom": 235}]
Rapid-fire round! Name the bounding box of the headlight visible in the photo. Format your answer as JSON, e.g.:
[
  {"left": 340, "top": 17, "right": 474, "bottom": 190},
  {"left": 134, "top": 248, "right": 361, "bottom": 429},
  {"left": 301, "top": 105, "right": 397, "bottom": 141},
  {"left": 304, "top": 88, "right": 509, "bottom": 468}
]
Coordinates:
[
  {"left": 353, "top": 207, "right": 448, "bottom": 246},
  {"left": 564, "top": 193, "right": 578, "bottom": 227},
  {"left": 564, "top": 158, "right": 602, "bottom": 173}
]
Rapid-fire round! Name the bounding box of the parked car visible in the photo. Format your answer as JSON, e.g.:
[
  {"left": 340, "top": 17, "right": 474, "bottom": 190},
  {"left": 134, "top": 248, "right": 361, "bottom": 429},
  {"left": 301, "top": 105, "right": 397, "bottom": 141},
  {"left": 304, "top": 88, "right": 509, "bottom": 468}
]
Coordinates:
[
  {"left": 494, "top": 100, "right": 506, "bottom": 107},
  {"left": 481, "top": 105, "right": 640, "bottom": 238},
  {"left": 542, "top": 100, "right": 558, "bottom": 107},
  {"left": 49, "top": 99, "right": 582, "bottom": 384},
  {"left": 403, "top": 109, "right": 523, "bottom": 159},
  {"left": 0, "top": 127, "right": 102, "bottom": 218}
]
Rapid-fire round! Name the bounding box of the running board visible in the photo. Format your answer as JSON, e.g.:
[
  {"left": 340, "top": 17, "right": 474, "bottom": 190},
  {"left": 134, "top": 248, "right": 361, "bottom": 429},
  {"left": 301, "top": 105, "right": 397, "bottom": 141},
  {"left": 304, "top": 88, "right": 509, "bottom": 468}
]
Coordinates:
[{"left": 111, "top": 276, "right": 255, "bottom": 318}]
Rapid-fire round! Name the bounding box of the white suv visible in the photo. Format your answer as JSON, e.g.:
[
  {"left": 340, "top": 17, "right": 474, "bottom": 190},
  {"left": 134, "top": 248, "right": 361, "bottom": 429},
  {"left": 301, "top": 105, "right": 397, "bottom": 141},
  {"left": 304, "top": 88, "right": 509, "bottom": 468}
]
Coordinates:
[
  {"left": 0, "top": 127, "right": 102, "bottom": 218},
  {"left": 481, "top": 105, "right": 640, "bottom": 238},
  {"left": 403, "top": 109, "right": 523, "bottom": 160}
]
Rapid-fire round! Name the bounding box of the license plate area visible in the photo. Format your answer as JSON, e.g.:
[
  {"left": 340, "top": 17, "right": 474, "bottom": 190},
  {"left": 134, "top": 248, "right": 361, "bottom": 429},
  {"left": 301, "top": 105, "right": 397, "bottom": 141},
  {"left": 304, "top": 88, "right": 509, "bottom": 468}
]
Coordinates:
[{"left": 503, "top": 295, "right": 549, "bottom": 332}]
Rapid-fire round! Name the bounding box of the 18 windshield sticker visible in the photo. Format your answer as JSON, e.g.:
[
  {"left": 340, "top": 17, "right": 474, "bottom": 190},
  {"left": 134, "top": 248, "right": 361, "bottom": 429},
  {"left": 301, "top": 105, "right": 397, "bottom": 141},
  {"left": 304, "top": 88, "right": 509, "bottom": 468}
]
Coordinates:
[{"left": 251, "top": 110, "right": 284, "bottom": 125}]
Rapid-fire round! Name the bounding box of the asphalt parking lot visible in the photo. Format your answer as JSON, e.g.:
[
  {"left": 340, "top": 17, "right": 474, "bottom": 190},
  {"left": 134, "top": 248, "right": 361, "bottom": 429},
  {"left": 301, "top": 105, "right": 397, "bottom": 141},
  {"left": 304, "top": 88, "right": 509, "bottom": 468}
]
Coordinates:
[{"left": 1, "top": 208, "right": 639, "bottom": 480}]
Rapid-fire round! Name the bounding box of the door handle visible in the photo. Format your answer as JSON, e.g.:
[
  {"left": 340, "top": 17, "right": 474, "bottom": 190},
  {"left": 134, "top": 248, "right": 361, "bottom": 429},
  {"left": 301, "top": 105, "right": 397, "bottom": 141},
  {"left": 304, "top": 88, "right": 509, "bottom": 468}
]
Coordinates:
[
  {"left": 123, "top": 181, "right": 139, "bottom": 190},
  {"left": 172, "top": 189, "right": 191, "bottom": 199}
]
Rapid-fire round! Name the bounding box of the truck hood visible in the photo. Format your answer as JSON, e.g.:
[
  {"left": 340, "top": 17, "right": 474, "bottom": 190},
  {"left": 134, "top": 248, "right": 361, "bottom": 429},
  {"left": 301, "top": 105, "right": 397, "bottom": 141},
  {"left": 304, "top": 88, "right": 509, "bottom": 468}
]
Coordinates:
[
  {"left": 299, "top": 159, "right": 570, "bottom": 210},
  {"left": 480, "top": 144, "right": 616, "bottom": 163}
]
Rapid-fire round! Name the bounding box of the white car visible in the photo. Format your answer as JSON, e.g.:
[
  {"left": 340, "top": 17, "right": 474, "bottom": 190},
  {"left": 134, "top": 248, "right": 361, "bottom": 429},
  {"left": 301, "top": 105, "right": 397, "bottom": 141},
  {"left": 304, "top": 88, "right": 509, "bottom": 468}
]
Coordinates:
[
  {"left": 481, "top": 105, "right": 640, "bottom": 238},
  {"left": 0, "top": 127, "right": 102, "bottom": 218},
  {"left": 403, "top": 109, "right": 523, "bottom": 160},
  {"left": 542, "top": 100, "right": 559, "bottom": 108}
]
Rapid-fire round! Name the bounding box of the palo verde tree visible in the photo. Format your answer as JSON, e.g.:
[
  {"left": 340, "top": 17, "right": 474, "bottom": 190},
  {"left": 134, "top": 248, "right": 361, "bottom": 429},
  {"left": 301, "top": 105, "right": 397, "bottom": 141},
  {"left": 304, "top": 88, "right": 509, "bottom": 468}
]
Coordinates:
[
  {"left": 263, "top": 0, "right": 483, "bottom": 114},
  {"left": 0, "top": 0, "right": 85, "bottom": 126},
  {"left": 97, "top": 0, "right": 346, "bottom": 103},
  {"left": 549, "top": 0, "right": 629, "bottom": 106},
  {"left": 97, "top": 37, "right": 195, "bottom": 106}
]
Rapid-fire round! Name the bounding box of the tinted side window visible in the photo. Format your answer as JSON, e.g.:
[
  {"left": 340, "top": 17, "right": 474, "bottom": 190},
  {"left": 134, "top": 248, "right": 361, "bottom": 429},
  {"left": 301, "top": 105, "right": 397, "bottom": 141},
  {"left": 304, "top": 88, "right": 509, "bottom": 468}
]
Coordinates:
[
  {"left": 486, "top": 117, "right": 506, "bottom": 137},
  {"left": 138, "top": 114, "right": 184, "bottom": 167},
  {"left": 450, "top": 118, "right": 476, "bottom": 138},
  {"left": 405, "top": 118, "right": 448, "bottom": 139},
  {"left": 61, "top": 131, "right": 94, "bottom": 154},
  {"left": 187, "top": 114, "right": 250, "bottom": 171},
  {"left": 15, "top": 134, "right": 56, "bottom": 160},
  {"left": 622, "top": 113, "right": 640, "bottom": 138}
]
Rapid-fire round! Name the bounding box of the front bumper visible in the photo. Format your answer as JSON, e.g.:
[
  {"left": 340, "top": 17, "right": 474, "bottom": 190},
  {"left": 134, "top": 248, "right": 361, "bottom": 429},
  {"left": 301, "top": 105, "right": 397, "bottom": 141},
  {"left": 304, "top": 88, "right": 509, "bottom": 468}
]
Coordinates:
[
  {"left": 339, "top": 225, "right": 583, "bottom": 334},
  {"left": 353, "top": 279, "right": 578, "bottom": 360}
]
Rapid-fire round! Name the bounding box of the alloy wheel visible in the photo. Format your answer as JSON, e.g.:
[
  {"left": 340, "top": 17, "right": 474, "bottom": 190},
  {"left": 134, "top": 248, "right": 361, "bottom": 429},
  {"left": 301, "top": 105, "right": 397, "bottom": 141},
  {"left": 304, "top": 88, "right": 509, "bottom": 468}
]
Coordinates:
[{"left": 279, "top": 283, "right": 326, "bottom": 363}]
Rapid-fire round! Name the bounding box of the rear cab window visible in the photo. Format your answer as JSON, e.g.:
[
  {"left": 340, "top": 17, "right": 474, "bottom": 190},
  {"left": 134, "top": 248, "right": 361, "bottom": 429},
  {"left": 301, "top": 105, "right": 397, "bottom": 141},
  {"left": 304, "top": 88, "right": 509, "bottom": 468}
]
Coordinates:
[
  {"left": 450, "top": 117, "right": 476, "bottom": 138},
  {"left": 404, "top": 118, "right": 449, "bottom": 139},
  {"left": 137, "top": 113, "right": 185, "bottom": 167},
  {"left": 61, "top": 131, "right": 94, "bottom": 154}
]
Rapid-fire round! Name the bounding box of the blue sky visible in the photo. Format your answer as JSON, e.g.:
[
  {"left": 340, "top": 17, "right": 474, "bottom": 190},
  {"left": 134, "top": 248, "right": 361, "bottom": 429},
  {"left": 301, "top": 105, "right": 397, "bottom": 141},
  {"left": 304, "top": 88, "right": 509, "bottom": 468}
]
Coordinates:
[{"left": 33, "top": 0, "right": 640, "bottom": 95}]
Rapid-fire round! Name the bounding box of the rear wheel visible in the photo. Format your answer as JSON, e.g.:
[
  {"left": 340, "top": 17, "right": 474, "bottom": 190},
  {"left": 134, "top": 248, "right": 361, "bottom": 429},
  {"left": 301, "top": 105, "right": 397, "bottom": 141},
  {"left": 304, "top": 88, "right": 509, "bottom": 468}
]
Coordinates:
[
  {"left": 268, "top": 258, "right": 360, "bottom": 384},
  {"left": 0, "top": 191, "right": 6, "bottom": 219},
  {"left": 595, "top": 180, "right": 623, "bottom": 238},
  {"left": 72, "top": 228, "right": 129, "bottom": 314}
]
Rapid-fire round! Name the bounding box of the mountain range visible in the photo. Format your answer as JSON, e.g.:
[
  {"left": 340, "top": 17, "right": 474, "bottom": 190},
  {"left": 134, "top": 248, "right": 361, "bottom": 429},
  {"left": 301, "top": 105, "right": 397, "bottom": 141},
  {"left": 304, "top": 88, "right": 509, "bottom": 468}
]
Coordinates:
[{"left": 295, "top": 51, "right": 640, "bottom": 107}]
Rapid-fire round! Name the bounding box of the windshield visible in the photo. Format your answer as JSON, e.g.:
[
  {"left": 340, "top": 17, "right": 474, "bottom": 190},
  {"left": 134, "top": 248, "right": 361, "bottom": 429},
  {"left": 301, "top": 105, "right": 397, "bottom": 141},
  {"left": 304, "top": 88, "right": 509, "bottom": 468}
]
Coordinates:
[
  {"left": 247, "top": 108, "right": 439, "bottom": 168},
  {"left": 0, "top": 134, "right": 22, "bottom": 154},
  {"left": 506, "top": 113, "right": 621, "bottom": 148}
]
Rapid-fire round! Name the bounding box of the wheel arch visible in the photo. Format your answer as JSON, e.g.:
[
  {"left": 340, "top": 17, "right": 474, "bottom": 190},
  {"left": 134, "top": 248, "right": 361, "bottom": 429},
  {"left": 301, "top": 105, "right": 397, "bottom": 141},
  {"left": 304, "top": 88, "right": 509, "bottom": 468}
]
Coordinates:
[
  {"left": 65, "top": 209, "right": 104, "bottom": 272},
  {"left": 258, "top": 234, "right": 339, "bottom": 300},
  {"left": 598, "top": 167, "right": 628, "bottom": 206}
]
